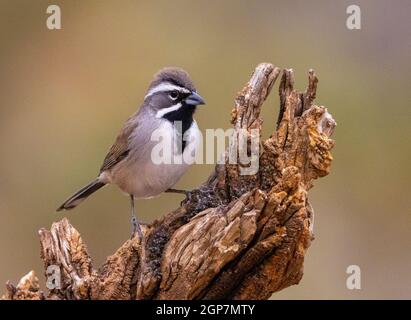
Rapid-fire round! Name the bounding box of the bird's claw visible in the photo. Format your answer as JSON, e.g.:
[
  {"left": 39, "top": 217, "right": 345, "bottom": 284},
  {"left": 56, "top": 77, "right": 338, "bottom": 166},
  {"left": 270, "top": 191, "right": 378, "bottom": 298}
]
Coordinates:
[{"left": 130, "top": 216, "right": 143, "bottom": 240}]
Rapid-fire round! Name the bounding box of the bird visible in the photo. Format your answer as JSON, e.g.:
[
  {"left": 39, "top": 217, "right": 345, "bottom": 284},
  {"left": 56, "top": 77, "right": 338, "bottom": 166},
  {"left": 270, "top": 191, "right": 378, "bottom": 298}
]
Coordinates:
[{"left": 57, "top": 67, "right": 205, "bottom": 238}]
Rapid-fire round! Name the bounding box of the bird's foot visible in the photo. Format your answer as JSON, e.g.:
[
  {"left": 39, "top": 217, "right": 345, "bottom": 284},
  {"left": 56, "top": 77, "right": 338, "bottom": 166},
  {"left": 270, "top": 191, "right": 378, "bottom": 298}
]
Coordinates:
[
  {"left": 130, "top": 216, "right": 143, "bottom": 240},
  {"left": 166, "top": 188, "right": 196, "bottom": 205},
  {"left": 165, "top": 188, "right": 188, "bottom": 195}
]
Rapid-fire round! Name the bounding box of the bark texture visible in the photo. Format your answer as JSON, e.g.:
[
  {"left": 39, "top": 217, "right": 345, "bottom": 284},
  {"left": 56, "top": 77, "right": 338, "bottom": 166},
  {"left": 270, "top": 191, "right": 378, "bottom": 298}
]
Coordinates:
[{"left": 2, "top": 63, "right": 336, "bottom": 300}]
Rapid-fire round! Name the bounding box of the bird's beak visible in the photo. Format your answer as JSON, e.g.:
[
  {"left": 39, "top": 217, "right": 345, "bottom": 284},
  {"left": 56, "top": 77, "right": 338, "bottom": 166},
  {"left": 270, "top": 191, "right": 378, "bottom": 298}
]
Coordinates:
[{"left": 185, "top": 92, "right": 205, "bottom": 106}]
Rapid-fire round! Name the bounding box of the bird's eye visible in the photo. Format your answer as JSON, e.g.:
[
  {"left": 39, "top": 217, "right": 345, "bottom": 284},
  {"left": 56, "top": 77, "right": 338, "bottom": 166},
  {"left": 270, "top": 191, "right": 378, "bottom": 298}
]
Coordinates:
[{"left": 169, "top": 90, "right": 180, "bottom": 100}]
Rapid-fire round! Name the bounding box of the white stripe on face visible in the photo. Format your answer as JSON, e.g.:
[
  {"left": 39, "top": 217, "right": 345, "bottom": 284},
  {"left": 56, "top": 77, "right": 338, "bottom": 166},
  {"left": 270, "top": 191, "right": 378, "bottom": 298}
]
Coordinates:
[
  {"left": 155, "top": 102, "right": 183, "bottom": 118},
  {"left": 144, "top": 82, "right": 190, "bottom": 100}
]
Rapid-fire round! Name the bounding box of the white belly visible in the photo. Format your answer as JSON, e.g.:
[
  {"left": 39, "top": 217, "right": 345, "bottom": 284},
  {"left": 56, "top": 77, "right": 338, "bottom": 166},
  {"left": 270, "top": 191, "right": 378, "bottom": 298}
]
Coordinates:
[{"left": 102, "top": 120, "right": 200, "bottom": 198}]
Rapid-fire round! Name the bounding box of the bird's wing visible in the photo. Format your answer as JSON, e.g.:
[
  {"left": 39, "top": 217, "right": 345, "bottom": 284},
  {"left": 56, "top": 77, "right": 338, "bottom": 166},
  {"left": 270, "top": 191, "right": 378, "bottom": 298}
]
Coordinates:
[{"left": 99, "top": 117, "right": 138, "bottom": 173}]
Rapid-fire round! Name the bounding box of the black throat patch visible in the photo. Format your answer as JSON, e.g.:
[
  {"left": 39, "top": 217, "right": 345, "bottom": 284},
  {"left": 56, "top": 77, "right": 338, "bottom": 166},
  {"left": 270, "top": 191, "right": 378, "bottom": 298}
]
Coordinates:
[{"left": 162, "top": 103, "right": 196, "bottom": 153}]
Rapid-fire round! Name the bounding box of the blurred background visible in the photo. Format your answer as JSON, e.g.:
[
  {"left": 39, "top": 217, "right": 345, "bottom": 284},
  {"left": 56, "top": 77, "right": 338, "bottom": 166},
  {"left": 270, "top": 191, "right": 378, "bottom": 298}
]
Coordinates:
[{"left": 0, "top": 0, "right": 410, "bottom": 299}]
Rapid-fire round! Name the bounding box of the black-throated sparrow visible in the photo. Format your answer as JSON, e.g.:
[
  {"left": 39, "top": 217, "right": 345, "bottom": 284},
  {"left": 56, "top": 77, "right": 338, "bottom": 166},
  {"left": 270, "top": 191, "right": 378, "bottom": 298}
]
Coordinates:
[{"left": 57, "top": 67, "right": 205, "bottom": 238}]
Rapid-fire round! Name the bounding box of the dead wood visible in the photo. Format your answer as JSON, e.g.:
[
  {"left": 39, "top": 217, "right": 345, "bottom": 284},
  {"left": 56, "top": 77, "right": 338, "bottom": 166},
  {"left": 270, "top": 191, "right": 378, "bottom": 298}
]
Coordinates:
[{"left": 2, "top": 63, "right": 336, "bottom": 300}]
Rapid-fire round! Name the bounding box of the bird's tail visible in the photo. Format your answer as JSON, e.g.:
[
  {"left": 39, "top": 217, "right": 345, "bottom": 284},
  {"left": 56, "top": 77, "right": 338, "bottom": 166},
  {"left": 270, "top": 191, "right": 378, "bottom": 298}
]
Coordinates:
[{"left": 57, "top": 179, "right": 106, "bottom": 211}]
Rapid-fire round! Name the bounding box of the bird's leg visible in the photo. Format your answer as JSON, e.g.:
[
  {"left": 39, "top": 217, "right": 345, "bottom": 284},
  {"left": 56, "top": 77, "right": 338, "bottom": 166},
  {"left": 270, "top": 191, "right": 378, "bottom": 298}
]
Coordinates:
[
  {"left": 165, "top": 188, "right": 188, "bottom": 195},
  {"left": 166, "top": 188, "right": 197, "bottom": 206},
  {"left": 130, "top": 194, "right": 142, "bottom": 239}
]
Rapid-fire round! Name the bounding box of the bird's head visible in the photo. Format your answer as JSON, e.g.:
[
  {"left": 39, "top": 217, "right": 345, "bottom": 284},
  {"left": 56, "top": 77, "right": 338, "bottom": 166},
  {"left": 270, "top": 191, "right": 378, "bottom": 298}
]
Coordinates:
[{"left": 144, "top": 67, "right": 205, "bottom": 121}]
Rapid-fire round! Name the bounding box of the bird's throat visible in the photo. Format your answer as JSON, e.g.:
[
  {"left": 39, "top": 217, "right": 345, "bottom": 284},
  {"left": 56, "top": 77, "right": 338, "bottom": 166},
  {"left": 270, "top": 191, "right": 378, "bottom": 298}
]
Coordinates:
[{"left": 162, "top": 104, "right": 196, "bottom": 153}]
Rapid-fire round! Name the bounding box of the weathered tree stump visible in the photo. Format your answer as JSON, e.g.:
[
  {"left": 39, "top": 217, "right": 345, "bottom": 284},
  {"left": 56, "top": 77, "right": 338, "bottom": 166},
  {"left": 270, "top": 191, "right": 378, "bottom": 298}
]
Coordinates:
[{"left": 2, "top": 63, "right": 336, "bottom": 300}]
